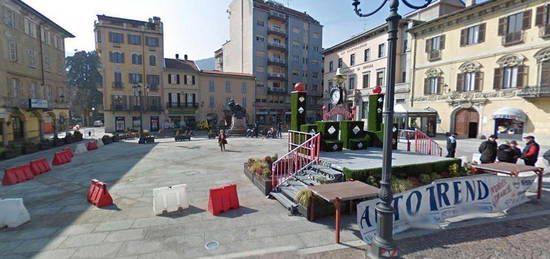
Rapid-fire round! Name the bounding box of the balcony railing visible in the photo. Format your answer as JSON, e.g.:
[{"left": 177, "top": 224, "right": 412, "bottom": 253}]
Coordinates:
[
  {"left": 111, "top": 95, "right": 162, "bottom": 111},
  {"left": 540, "top": 24, "right": 550, "bottom": 38},
  {"left": 428, "top": 49, "right": 441, "bottom": 61},
  {"left": 268, "top": 27, "right": 287, "bottom": 37},
  {"left": 267, "top": 58, "right": 287, "bottom": 66},
  {"left": 502, "top": 31, "right": 524, "bottom": 46},
  {"left": 166, "top": 102, "right": 199, "bottom": 108},
  {"left": 517, "top": 86, "right": 550, "bottom": 98},
  {"left": 113, "top": 81, "right": 123, "bottom": 89},
  {"left": 268, "top": 10, "right": 286, "bottom": 21},
  {"left": 267, "top": 87, "right": 287, "bottom": 95},
  {"left": 267, "top": 73, "right": 287, "bottom": 81},
  {"left": 267, "top": 42, "right": 287, "bottom": 52}
]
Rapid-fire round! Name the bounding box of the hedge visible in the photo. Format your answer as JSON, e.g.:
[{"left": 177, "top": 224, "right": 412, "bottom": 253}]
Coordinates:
[
  {"left": 316, "top": 121, "right": 339, "bottom": 140},
  {"left": 349, "top": 136, "right": 370, "bottom": 150},
  {"left": 343, "top": 158, "right": 462, "bottom": 185},
  {"left": 340, "top": 120, "right": 366, "bottom": 149},
  {"left": 290, "top": 92, "right": 306, "bottom": 131},
  {"left": 367, "top": 94, "right": 383, "bottom": 131},
  {"left": 322, "top": 139, "right": 343, "bottom": 152},
  {"left": 300, "top": 124, "right": 318, "bottom": 134}
]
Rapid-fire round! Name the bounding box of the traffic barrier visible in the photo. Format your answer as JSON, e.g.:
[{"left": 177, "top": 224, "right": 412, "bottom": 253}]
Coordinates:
[
  {"left": 2, "top": 164, "right": 34, "bottom": 185},
  {"left": 87, "top": 179, "right": 113, "bottom": 207},
  {"left": 153, "top": 184, "right": 189, "bottom": 215},
  {"left": 52, "top": 150, "right": 71, "bottom": 165},
  {"left": 64, "top": 147, "right": 74, "bottom": 158},
  {"left": 30, "top": 158, "right": 52, "bottom": 176},
  {"left": 207, "top": 184, "right": 240, "bottom": 215},
  {"left": 87, "top": 141, "right": 98, "bottom": 151},
  {"left": 75, "top": 143, "right": 87, "bottom": 154},
  {"left": 0, "top": 198, "right": 30, "bottom": 228}
]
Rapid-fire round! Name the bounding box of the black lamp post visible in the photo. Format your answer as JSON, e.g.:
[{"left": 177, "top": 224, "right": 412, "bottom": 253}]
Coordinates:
[
  {"left": 132, "top": 84, "right": 144, "bottom": 135},
  {"left": 352, "top": 0, "right": 432, "bottom": 258}
]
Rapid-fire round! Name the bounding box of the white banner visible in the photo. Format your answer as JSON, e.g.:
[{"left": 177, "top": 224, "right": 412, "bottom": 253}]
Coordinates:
[{"left": 357, "top": 174, "right": 537, "bottom": 244}]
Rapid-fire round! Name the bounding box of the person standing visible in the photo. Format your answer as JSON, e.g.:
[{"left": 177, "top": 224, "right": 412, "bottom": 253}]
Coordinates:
[
  {"left": 446, "top": 132, "right": 457, "bottom": 158},
  {"left": 277, "top": 123, "right": 282, "bottom": 138},
  {"left": 509, "top": 140, "right": 522, "bottom": 163},
  {"left": 478, "top": 135, "right": 498, "bottom": 164},
  {"left": 497, "top": 141, "right": 517, "bottom": 163},
  {"left": 218, "top": 129, "right": 227, "bottom": 152},
  {"left": 521, "top": 136, "right": 540, "bottom": 166}
]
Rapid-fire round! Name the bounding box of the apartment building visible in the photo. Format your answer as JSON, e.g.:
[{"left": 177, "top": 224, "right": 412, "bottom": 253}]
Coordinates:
[
  {"left": 322, "top": 0, "right": 464, "bottom": 129},
  {"left": 410, "top": 0, "right": 550, "bottom": 140},
  {"left": 1, "top": 0, "right": 74, "bottom": 146},
  {"left": 220, "top": 0, "right": 323, "bottom": 125},
  {"left": 163, "top": 55, "right": 200, "bottom": 128},
  {"left": 94, "top": 15, "right": 164, "bottom": 133}
]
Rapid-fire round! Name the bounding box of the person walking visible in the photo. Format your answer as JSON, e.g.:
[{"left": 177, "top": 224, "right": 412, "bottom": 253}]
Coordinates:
[
  {"left": 277, "top": 123, "right": 282, "bottom": 138},
  {"left": 446, "top": 132, "right": 457, "bottom": 158},
  {"left": 497, "top": 141, "right": 521, "bottom": 163},
  {"left": 478, "top": 135, "right": 498, "bottom": 164},
  {"left": 521, "top": 136, "right": 540, "bottom": 166},
  {"left": 218, "top": 129, "right": 227, "bottom": 152}
]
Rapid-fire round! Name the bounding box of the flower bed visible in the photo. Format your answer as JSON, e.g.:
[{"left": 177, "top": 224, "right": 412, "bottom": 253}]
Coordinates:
[
  {"left": 243, "top": 163, "right": 273, "bottom": 195},
  {"left": 243, "top": 154, "right": 278, "bottom": 195}
]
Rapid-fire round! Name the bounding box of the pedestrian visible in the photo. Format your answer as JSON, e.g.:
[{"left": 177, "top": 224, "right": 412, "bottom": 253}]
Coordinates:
[
  {"left": 277, "top": 123, "right": 282, "bottom": 138},
  {"left": 509, "top": 140, "right": 522, "bottom": 163},
  {"left": 521, "top": 136, "right": 540, "bottom": 166},
  {"left": 445, "top": 132, "right": 457, "bottom": 158},
  {"left": 254, "top": 123, "right": 259, "bottom": 138},
  {"left": 478, "top": 134, "right": 498, "bottom": 164},
  {"left": 218, "top": 129, "right": 227, "bottom": 152},
  {"left": 497, "top": 141, "right": 520, "bottom": 163}
]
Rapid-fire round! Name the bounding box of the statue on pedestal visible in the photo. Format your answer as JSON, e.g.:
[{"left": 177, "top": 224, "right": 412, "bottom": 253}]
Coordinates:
[{"left": 227, "top": 99, "right": 247, "bottom": 136}]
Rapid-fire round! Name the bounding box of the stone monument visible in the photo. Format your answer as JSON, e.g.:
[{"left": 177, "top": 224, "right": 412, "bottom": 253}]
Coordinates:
[{"left": 227, "top": 100, "right": 247, "bottom": 136}]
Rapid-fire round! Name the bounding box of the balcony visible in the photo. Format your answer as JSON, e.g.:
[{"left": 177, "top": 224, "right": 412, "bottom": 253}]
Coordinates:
[
  {"left": 0, "top": 97, "right": 52, "bottom": 110},
  {"left": 267, "top": 73, "right": 287, "bottom": 81},
  {"left": 267, "top": 57, "right": 287, "bottom": 67},
  {"left": 166, "top": 102, "right": 199, "bottom": 109},
  {"left": 267, "top": 41, "right": 287, "bottom": 52},
  {"left": 267, "top": 26, "right": 287, "bottom": 38},
  {"left": 112, "top": 81, "right": 123, "bottom": 89},
  {"left": 540, "top": 24, "right": 550, "bottom": 38},
  {"left": 268, "top": 10, "right": 286, "bottom": 22},
  {"left": 428, "top": 49, "right": 441, "bottom": 61},
  {"left": 267, "top": 86, "right": 287, "bottom": 95},
  {"left": 502, "top": 31, "right": 524, "bottom": 46},
  {"left": 517, "top": 86, "right": 550, "bottom": 98},
  {"left": 111, "top": 95, "right": 162, "bottom": 112}
]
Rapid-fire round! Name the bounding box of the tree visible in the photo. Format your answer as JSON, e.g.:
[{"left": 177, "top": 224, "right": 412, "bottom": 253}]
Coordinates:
[{"left": 65, "top": 51, "right": 103, "bottom": 126}]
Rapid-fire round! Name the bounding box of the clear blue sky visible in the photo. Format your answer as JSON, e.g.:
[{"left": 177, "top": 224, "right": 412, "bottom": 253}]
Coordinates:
[{"left": 24, "top": 0, "right": 417, "bottom": 60}]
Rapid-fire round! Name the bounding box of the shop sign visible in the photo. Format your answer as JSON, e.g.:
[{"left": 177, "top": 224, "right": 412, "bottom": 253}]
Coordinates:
[
  {"left": 357, "top": 174, "right": 536, "bottom": 244},
  {"left": 29, "top": 99, "right": 48, "bottom": 109}
]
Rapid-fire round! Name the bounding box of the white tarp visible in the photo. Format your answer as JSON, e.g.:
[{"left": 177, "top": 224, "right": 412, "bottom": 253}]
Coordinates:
[
  {"left": 0, "top": 198, "right": 30, "bottom": 228},
  {"left": 357, "top": 174, "right": 537, "bottom": 244},
  {"left": 153, "top": 184, "right": 189, "bottom": 215},
  {"left": 75, "top": 143, "right": 87, "bottom": 154}
]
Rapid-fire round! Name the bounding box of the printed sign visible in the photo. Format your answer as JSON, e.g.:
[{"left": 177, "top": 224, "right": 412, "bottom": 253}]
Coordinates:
[
  {"left": 357, "top": 174, "right": 536, "bottom": 244},
  {"left": 29, "top": 99, "right": 48, "bottom": 109}
]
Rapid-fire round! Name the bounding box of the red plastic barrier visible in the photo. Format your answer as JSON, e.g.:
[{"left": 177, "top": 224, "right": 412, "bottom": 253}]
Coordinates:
[
  {"left": 30, "top": 158, "right": 52, "bottom": 176},
  {"left": 64, "top": 147, "right": 74, "bottom": 158},
  {"left": 2, "top": 164, "right": 34, "bottom": 185},
  {"left": 52, "top": 150, "right": 71, "bottom": 165},
  {"left": 87, "top": 141, "right": 98, "bottom": 151},
  {"left": 87, "top": 179, "right": 113, "bottom": 207},
  {"left": 207, "top": 184, "right": 240, "bottom": 215}
]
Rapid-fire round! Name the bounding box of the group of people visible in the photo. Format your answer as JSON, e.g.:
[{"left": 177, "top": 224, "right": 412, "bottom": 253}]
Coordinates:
[{"left": 246, "top": 123, "right": 283, "bottom": 139}]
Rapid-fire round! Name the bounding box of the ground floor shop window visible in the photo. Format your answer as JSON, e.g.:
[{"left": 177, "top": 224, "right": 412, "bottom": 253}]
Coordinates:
[
  {"left": 115, "top": 117, "right": 125, "bottom": 132},
  {"left": 132, "top": 117, "right": 141, "bottom": 130},
  {"left": 495, "top": 119, "right": 523, "bottom": 139},
  {"left": 170, "top": 116, "right": 181, "bottom": 128},
  {"left": 150, "top": 116, "right": 159, "bottom": 131},
  {"left": 11, "top": 117, "right": 24, "bottom": 139}
]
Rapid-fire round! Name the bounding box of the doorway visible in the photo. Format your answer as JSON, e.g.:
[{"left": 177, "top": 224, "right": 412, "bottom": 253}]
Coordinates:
[{"left": 454, "top": 108, "right": 479, "bottom": 138}]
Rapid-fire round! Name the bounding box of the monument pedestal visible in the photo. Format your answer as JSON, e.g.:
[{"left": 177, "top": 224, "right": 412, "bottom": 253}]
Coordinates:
[{"left": 228, "top": 116, "right": 247, "bottom": 136}]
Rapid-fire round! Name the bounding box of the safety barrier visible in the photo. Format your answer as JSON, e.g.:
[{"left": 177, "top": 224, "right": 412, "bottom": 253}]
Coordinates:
[
  {"left": 75, "top": 143, "right": 87, "bottom": 154},
  {"left": 64, "top": 147, "right": 74, "bottom": 158},
  {"left": 153, "top": 184, "right": 189, "bottom": 215},
  {"left": 0, "top": 198, "right": 30, "bottom": 228},
  {"left": 2, "top": 164, "right": 34, "bottom": 185},
  {"left": 87, "top": 179, "right": 113, "bottom": 208},
  {"left": 87, "top": 141, "right": 98, "bottom": 151},
  {"left": 207, "top": 184, "right": 240, "bottom": 215},
  {"left": 414, "top": 129, "right": 443, "bottom": 156},
  {"left": 52, "top": 150, "right": 72, "bottom": 165},
  {"left": 30, "top": 158, "right": 51, "bottom": 176}
]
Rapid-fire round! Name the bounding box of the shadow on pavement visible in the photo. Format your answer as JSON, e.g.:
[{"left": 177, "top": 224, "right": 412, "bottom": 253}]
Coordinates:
[
  {"left": 158, "top": 205, "right": 205, "bottom": 219},
  {"left": 216, "top": 206, "right": 258, "bottom": 218}
]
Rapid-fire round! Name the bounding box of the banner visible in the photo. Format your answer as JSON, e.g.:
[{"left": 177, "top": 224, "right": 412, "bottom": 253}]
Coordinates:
[{"left": 357, "top": 174, "right": 537, "bottom": 244}]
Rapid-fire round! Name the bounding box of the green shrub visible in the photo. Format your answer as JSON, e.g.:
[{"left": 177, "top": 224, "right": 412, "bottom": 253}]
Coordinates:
[
  {"left": 290, "top": 92, "right": 306, "bottom": 131},
  {"left": 316, "top": 121, "right": 339, "bottom": 140},
  {"left": 262, "top": 168, "right": 271, "bottom": 178},
  {"left": 367, "top": 95, "right": 384, "bottom": 131},
  {"left": 321, "top": 139, "right": 343, "bottom": 152},
  {"left": 348, "top": 136, "right": 370, "bottom": 150},
  {"left": 315, "top": 175, "right": 329, "bottom": 184},
  {"left": 340, "top": 120, "right": 366, "bottom": 149},
  {"left": 419, "top": 174, "right": 431, "bottom": 184},
  {"left": 430, "top": 172, "right": 442, "bottom": 181},
  {"left": 391, "top": 177, "right": 414, "bottom": 193},
  {"left": 300, "top": 124, "right": 318, "bottom": 134}
]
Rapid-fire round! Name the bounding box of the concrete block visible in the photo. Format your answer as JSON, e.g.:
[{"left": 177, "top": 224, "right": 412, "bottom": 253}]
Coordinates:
[
  {"left": 153, "top": 184, "right": 189, "bottom": 215},
  {"left": 0, "top": 198, "right": 30, "bottom": 228}
]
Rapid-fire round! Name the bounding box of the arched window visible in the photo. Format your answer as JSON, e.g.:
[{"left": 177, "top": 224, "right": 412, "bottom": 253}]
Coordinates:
[
  {"left": 457, "top": 61, "right": 483, "bottom": 92},
  {"left": 424, "top": 68, "right": 443, "bottom": 95},
  {"left": 494, "top": 54, "right": 527, "bottom": 89},
  {"left": 534, "top": 47, "right": 550, "bottom": 87}
]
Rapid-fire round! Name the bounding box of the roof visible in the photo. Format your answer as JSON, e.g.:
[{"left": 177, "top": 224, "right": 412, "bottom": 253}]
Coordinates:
[
  {"left": 12, "top": 0, "right": 74, "bottom": 37},
  {"left": 409, "top": 0, "right": 496, "bottom": 32},
  {"left": 164, "top": 58, "right": 199, "bottom": 72},
  {"left": 254, "top": 0, "right": 320, "bottom": 25},
  {"left": 200, "top": 70, "right": 255, "bottom": 79},
  {"left": 321, "top": 23, "right": 388, "bottom": 54},
  {"left": 96, "top": 14, "right": 150, "bottom": 25}
]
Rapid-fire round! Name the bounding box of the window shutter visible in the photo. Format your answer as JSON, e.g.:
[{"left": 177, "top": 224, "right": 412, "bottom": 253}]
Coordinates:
[
  {"left": 184, "top": 75, "right": 188, "bottom": 84},
  {"left": 478, "top": 23, "right": 486, "bottom": 43},
  {"left": 176, "top": 74, "right": 180, "bottom": 84},
  {"left": 456, "top": 73, "right": 464, "bottom": 92},
  {"left": 493, "top": 68, "right": 502, "bottom": 89},
  {"left": 440, "top": 35, "right": 445, "bottom": 50},
  {"left": 424, "top": 78, "right": 430, "bottom": 95},
  {"left": 475, "top": 72, "right": 483, "bottom": 91},
  {"left": 535, "top": 6, "right": 546, "bottom": 26},
  {"left": 177, "top": 93, "right": 181, "bottom": 106},
  {"left": 168, "top": 74, "right": 172, "bottom": 84},
  {"left": 192, "top": 93, "right": 196, "bottom": 104},
  {"left": 498, "top": 18, "right": 507, "bottom": 36},
  {"left": 460, "top": 29, "right": 467, "bottom": 46},
  {"left": 541, "top": 61, "right": 550, "bottom": 87},
  {"left": 192, "top": 76, "right": 196, "bottom": 85},
  {"left": 522, "top": 10, "right": 532, "bottom": 30},
  {"left": 168, "top": 93, "right": 172, "bottom": 106},
  {"left": 425, "top": 39, "right": 432, "bottom": 53},
  {"left": 517, "top": 65, "right": 528, "bottom": 88},
  {"left": 437, "top": 77, "right": 444, "bottom": 94}
]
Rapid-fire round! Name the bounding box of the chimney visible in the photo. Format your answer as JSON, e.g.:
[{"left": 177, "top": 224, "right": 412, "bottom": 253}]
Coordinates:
[
  {"left": 465, "top": 0, "right": 476, "bottom": 7},
  {"left": 184, "top": 54, "right": 188, "bottom": 60},
  {"left": 175, "top": 54, "right": 179, "bottom": 60}
]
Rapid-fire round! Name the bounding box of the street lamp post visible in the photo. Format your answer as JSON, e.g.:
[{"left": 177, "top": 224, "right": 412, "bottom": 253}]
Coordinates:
[
  {"left": 351, "top": 0, "right": 433, "bottom": 258},
  {"left": 132, "top": 84, "right": 144, "bottom": 136}
]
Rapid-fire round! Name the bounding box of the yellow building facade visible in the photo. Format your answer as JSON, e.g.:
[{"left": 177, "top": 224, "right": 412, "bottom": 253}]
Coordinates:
[
  {"left": 0, "top": 0, "right": 74, "bottom": 146},
  {"left": 94, "top": 15, "right": 164, "bottom": 133},
  {"left": 410, "top": 0, "right": 550, "bottom": 140}
]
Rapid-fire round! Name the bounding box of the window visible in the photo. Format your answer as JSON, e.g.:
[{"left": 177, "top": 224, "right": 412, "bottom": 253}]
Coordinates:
[
  {"left": 378, "top": 43, "right": 385, "bottom": 58},
  {"left": 535, "top": 4, "right": 550, "bottom": 27},
  {"left": 457, "top": 72, "right": 483, "bottom": 92},
  {"left": 4, "top": 8, "right": 15, "bottom": 28},
  {"left": 209, "top": 80, "right": 215, "bottom": 92},
  {"left": 149, "top": 55, "right": 156, "bottom": 66},
  {"left": 128, "top": 73, "right": 143, "bottom": 84},
  {"left": 338, "top": 58, "right": 342, "bottom": 68},
  {"left": 460, "top": 24, "right": 486, "bottom": 46},
  {"left": 364, "top": 49, "right": 370, "bottom": 62},
  {"left": 329, "top": 61, "right": 334, "bottom": 72},
  {"left": 209, "top": 96, "right": 215, "bottom": 107},
  {"left": 498, "top": 11, "right": 531, "bottom": 45},
  {"left": 376, "top": 70, "right": 385, "bottom": 86},
  {"left": 109, "top": 52, "right": 124, "bottom": 63},
  {"left": 540, "top": 60, "right": 550, "bottom": 87},
  {"left": 362, "top": 73, "right": 370, "bottom": 88},
  {"left": 192, "top": 75, "right": 196, "bottom": 85},
  {"left": 424, "top": 77, "right": 442, "bottom": 95},
  {"left": 176, "top": 74, "right": 180, "bottom": 84},
  {"left": 147, "top": 75, "right": 160, "bottom": 89},
  {"left": 8, "top": 78, "right": 20, "bottom": 97},
  {"left": 109, "top": 32, "right": 124, "bottom": 43},
  {"left": 494, "top": 66, "right": 528, "bottom": 89},
  {"left": 114, "top": 72, "right": 123, "bottom": 88},
  {"left": 181, "top": 75, "right": 186, "bottom": 84},
  {"left": 257, "top": 19, "right": 264, "bottom": 26},
  {"left": 350, "top": 54, "right": 355, "bottom": 66},
  {"left": 131, "top": 54, "right": 142, "bottom": 65},
  {"left": 348, "top": 77, "right": 355, "bottom": 90},
  {"left": 128, "top": 34, "right": 141, "bottom": 45},
  {"left": 256, "top": 36, "right": 265, "bottom": 42},
  {"left": 241, "top": 82, "right": 247, "bottom": 94},
  {"left": 8, "top": 39, "right": 17, "bottom": 62},
  {"left": 27, "top": 49, "right": 37, "bottom": 67},
  {"left": 24, "top": 19, "right": 37, "bottom": 38},
  {"left": 403, "top": 39, "right": 408, "bottom": 52},
  {"left": 146, "top": 37, "right": 159, "bottom": 47},
  {"left": 96, "top": 30, "right": 102, "bottom": 43},
  {"left": 425, "top": 35, "right": 445, "bottom": 61},
  {"left": 225, "top": 81, "right": 231, "bottom": 93},
  {"left": 242, "top": 97, "right": 247, "bottom": 107},
  {"left": 30, "top": 82, "right": 38, "bottom": 98},
  {"left": 44, "top": 54, "right": 50, "bottom": 70}
]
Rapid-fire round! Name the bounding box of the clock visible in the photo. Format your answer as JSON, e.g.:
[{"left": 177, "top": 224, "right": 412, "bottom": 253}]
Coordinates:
[{"left": 330, "top": 88, "right": 342, "bottom": 105}]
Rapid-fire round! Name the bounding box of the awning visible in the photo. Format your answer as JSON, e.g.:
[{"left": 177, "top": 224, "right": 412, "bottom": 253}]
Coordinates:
[
  {"left": 388, "top": 103, "right": 437, "bottom": 114},
  {"left": 492, "top": 107, "right": 527, "bottom": 122}
]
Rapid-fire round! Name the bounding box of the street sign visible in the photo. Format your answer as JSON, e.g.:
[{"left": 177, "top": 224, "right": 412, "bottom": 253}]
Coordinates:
[{"left": 29, "top": 99, "right": 48, "bottom": 109}]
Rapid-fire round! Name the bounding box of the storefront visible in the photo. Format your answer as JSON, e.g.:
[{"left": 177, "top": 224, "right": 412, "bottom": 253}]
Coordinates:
[
  {"left": 394, "top": 104, "right": 438, "bottom": 137},
  {"left": 150, "top": 116, "right": 160, "bottom": 131},
  {"left": 492, "top": 107, "right": 527, "bottom": 140},
  {"left": 115, "top": 117, "right": 125, "bottom": 132}
]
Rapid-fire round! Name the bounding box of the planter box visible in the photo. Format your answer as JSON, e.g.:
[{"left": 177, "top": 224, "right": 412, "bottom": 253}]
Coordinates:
[
  {"left": 243, "top": 163, "right": 273, "bottom": 195},
  {"left": 296, "top": 196, "right": 353, "bottom": 220}
]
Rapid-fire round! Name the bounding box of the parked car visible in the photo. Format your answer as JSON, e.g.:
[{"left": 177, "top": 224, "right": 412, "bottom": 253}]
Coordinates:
[{"left": 93, "top": 120, "right": 104, "bottom": 127}]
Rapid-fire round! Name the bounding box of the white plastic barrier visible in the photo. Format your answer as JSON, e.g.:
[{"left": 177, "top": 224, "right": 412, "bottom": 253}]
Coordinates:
[
  {"left": 153, "top": 184, "right": 189, "bottom": 215},
  {"left": 95, "top": 138, "right": 104, "bottom": 147},
  {"left": 75, "top": 143, "right": 88, "bottom": 154},
  {"left": 472, "top": 153, "right": 481, "bottom": 164},
  {"left": 0, "top": 198, "right": 30, "bottom": 228}
]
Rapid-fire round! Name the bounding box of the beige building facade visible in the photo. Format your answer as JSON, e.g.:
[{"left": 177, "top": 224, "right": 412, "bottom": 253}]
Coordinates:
[
  {"left": 94, "top": 15, "right": 164, "bottom": 133},
  {"left": 1, "top": 0, "right": 74, "bottom": 146},
  {"left": 162, "top": 55, "right": 200, "bottom": 128},
  {"left": 410, "top": 0, "right": 550, "bottom": 140}
]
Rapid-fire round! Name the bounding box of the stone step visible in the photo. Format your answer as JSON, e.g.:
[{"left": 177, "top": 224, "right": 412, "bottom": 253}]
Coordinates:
[
  {"left": 279, "top": 184, "right": 308, "bottom": 202},
  {"left": 270, "top": 191, "right": 298, "bottom": 214},
  {"left": 311, "top": 164, "right": 344, "bottom": 182}
]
